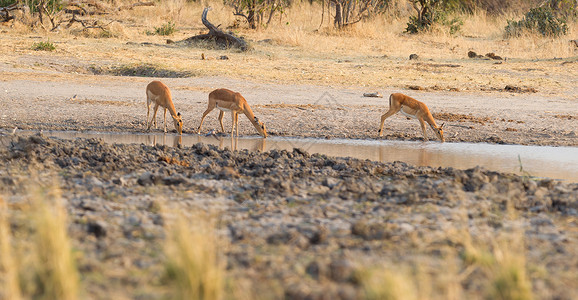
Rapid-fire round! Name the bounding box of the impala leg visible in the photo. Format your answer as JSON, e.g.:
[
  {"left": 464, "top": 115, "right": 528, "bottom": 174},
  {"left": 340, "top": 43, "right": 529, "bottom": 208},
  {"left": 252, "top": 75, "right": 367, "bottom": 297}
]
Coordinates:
[
  {"left": 378, "top": 108, "right": 400, "bottom": 137},
  {"left": 197, "top": 107, "right": 214, "bottom": 134},
  {"left": 163, "top": 108, "right": 168, "bottom": 133},
  {"left": 151, "top": 104, "right": 160, "bottom": 130},
  {"left": 235, "top": 112, "right": 239, "bottom": 137},
  {"left": 419, "top": 118, "right": 428, "bottom": 141},
  {"left": 218, "top": 111, "right": 225, "bottom": 132},
  {"left": 230, "top": 112, "right": 236, "bottom": 137},
  {"left": 146, "top": 102, "right": 151, "bottom": 131}
]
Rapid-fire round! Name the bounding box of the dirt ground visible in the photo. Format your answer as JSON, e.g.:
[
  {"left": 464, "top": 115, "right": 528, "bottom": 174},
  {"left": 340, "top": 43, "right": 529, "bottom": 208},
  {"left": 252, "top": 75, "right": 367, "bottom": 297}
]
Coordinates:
[{"left": 0, "top": 59, "right": 577, "bottom": 146}]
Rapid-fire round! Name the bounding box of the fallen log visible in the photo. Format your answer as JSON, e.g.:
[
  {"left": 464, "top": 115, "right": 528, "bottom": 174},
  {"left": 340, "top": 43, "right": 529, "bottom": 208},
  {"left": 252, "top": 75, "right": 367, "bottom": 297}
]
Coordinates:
[{"left": 180, "top": 7, "right": 249, "bottom": 51}]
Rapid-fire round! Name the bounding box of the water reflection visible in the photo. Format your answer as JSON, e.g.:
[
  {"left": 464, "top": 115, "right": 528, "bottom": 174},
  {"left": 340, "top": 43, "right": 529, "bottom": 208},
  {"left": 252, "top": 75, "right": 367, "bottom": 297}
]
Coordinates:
[
  {"left": 6, "top": 130, "right": 578, "bottom": 182},
  {"left": 133, "top": 133, "right": 269, "bottom": 152}
]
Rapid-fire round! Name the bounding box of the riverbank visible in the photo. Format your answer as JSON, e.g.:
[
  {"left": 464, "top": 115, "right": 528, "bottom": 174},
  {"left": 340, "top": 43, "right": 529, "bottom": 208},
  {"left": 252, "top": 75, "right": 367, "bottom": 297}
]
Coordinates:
[{"left": 1, "top": 134, "right": 577, "bottom": 299}]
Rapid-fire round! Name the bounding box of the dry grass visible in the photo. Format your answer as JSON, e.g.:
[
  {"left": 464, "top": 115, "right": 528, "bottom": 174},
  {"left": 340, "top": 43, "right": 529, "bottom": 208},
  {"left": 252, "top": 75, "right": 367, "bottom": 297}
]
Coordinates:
[
  {"left": 460, "top": 228, "right": 533, "bottom": 300},
  {"left": 163, "top": 210, "right": 225, "bottom": 300},
  {"left": 356, "top": 265, "right": 418, "bottom": 300},
  {"left": 0, "top": 184, "right": 80, "bottom": 300},
  {"left": 0, "top": 197, "right": 22, "bottom": 300},
  {"left": 28, "top": 185, "right": 80, "bottom": 300},
  {"left": 1, "top": 0, "right": 576, "bottom": 97}
]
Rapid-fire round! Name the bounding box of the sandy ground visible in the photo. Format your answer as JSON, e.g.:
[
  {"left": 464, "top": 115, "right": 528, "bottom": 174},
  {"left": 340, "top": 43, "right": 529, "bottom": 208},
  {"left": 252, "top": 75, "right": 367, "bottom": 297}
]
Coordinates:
[{"left": 0, "top": 61, "right": 577, "bottom": 147}]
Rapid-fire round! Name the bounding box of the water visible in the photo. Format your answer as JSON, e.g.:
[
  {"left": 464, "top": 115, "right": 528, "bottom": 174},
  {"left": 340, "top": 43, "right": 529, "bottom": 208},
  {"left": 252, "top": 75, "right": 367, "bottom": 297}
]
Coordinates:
[{"left": 7, "top": 130, "right": 578, "bottom": 182}]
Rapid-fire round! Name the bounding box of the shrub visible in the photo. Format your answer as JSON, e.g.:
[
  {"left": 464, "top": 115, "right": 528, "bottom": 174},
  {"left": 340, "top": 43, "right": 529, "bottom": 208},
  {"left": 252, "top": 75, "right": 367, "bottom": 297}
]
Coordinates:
[
  {"left": 32, "top": 41, "right": 56, "bottom": 51},
  {"left": 405, "top": 0, "right": 463, "bottom": 34},
  {"left": 152, "top": 21, "right": 176, "bottom": 36},
  {"left": 505, "top": 7, "right": 568, "bottom": 37}
]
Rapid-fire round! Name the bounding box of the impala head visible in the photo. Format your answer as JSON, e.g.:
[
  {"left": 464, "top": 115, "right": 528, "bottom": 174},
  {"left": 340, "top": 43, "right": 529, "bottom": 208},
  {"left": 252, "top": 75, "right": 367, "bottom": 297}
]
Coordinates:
[
  {"left": 173, "top": 112, "right": 183, "bottom": 135},
  {"left": 435, "top": 123, "right": 445, "bottom": 142},
  {"left": 254, "top": 116, "right": 267, "bottom": 138}
]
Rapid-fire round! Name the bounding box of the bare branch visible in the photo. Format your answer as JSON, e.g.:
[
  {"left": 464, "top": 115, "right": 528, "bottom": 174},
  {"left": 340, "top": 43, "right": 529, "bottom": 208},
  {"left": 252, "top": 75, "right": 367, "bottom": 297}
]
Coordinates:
[{"left": 181, "top": 7, "right": 249, "bottom": 51}]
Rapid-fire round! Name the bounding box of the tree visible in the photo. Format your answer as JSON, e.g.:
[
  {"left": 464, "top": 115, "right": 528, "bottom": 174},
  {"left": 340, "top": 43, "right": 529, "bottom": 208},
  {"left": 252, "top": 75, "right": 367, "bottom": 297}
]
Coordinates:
[
  {"left": 320, "top": 0, "right": 390, "bottom": 29},
  {"left": 228, "top": 0, "right": 287, "bottom": 29},
  {"left": 406, "top": 0, "right": 443, "bottom": 33}
]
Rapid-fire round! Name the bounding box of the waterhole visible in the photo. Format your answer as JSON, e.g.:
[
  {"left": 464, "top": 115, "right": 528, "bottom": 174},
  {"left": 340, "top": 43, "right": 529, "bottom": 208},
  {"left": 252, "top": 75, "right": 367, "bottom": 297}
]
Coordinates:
[{"left": 9, "top": 131, "right": 578, "bottom": 182}]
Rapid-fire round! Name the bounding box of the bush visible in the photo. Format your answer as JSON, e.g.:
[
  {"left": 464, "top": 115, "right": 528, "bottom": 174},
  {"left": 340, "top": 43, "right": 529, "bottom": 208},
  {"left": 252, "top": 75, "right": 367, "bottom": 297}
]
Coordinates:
[
  {"left": 32, "top": 41, "right": 56, "bottom": 51},
  {"left": 406, "top": 12, "right": 463, "bottom": 34},
  {"left": 152, "top": 21, "right": 176, "bottom": 36},
  {"left": 405, "top": 0, "right": 463, "bottom": 34},
  {"left": 505, "top": 7, "right": 568, "bottom": 37}
]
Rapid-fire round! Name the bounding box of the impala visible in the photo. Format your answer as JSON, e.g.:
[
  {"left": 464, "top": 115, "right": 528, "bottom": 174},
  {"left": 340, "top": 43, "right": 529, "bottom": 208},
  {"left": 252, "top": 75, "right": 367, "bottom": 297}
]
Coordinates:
[
  {"left": 378, "top": 93, "right": 445, "bottom": 142},
  {"left": 146, "top": 81, "right": 183, "bottom": 135},
  {"left": 197, "top": 88, "right": 267, "bottom": 138}
]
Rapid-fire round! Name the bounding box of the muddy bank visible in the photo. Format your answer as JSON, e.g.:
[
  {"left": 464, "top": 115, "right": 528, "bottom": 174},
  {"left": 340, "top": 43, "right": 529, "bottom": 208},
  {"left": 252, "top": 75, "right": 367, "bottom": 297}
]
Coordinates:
[
  {"left": 1, "top": 134, "right": 577, "bottom": 299},
  {"left": 0, "top": 74, "right": 577, "bottom": 147}
]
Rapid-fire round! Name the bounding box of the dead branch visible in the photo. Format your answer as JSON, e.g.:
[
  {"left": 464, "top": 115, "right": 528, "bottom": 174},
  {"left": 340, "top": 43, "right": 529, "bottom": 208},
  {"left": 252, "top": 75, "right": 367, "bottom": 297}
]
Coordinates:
[
  {"left": 180, "top": 7, "right": 249, "bottom": 51},
  {"left": 0, "top": 3, "right": 19, "bottom": 22}
]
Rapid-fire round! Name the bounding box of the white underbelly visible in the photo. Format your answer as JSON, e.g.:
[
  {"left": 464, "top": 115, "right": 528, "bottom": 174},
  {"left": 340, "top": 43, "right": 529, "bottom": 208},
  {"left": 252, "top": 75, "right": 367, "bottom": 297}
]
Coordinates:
[
  {"left": 215, "top": 102, "right": 234, "bottom": 112},
  {"left": 217, "top": 106, "right": 232, "bottom": 112},
  {"left": 400, "top": 107, "right": 417, "bottom": 119}
]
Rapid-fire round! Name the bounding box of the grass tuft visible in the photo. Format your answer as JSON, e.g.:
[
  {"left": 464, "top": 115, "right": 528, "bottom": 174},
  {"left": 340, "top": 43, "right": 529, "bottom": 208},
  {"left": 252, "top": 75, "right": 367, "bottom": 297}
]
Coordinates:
[
  {"left": 164, "top": 210, "right": 225, "bottom": 300},
  {"left": 355, "top": 265, "right": 418, "bottom": 300},
  {"left": 149, "top": 21, "right": 177, "bottom": 36},
  {"left": 32, "top": 40, "right": 56, "bottom": 51},
  {"left": 0, "top": 196, "right": 22, "bottom": 300},
  {"left": 486, "top": 239, "right": 533, "bottom": 300},
  {"left": 30, "top": 185, "right": 79, "bottom": 300}
]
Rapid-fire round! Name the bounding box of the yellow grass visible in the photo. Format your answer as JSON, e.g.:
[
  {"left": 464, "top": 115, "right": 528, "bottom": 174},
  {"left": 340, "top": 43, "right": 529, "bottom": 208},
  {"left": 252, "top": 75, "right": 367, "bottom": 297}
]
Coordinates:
[
  {"left": 1, "top": 0, "right": 576, "bottom": 96},
  {"left": 29, "top": 185, "right": 80, "bottom": 300},
  {"left": 164, "top": 210, "right": 225, "bottom": 300},
  {"left": 458, "top": 226, "right": 533, "bottom": 300},
  {"left": 356, "top": 265, "right": 418, "bottom": 300},
  {"left": 485, "top": 237, "right": 533, "bottom": 300},
  {"left": 0, "top": 197, "right": 22, "bottom": 300}
]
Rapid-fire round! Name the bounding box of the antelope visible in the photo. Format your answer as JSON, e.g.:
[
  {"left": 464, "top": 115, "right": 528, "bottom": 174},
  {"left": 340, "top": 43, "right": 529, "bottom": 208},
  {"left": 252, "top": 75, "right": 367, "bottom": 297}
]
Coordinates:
[
  {"left": 378, "top": 93, "right": 445, "bottom": 142},
  {"left": 197, "top": 89, "right": 267, "bottom": 138},
  {"left": 146, "top": 81, "right": 183, "bottom": 135}
]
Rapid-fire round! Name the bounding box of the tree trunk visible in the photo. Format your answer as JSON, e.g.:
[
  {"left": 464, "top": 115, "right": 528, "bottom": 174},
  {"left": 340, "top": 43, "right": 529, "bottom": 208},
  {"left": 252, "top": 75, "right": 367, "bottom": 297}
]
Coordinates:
[
  {"left": 180, "top": 7, "right": 249, "bottom": 51},
  {"left": 334, "top": 2, "right": 342, "bottom": 27}
]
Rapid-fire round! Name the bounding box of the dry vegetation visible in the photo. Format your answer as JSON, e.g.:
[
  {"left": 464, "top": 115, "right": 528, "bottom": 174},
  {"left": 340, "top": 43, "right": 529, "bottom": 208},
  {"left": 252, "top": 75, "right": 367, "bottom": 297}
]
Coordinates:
[{"left": 0, "top": 0, "right": 576, "bottom": 97}]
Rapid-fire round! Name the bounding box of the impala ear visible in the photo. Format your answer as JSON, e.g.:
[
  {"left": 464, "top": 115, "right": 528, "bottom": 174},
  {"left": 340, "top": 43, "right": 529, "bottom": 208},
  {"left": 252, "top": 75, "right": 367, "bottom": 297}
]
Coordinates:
[
  {"left": 177, "top": 112, "right": 181, "bottom": 117},
  {"left": 440, "top": 123, "right": 445, "bottom": 129}
]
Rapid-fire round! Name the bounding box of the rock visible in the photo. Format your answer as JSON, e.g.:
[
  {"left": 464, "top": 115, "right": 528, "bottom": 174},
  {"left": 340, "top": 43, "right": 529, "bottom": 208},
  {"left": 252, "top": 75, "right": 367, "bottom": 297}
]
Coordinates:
[
  {"left": 138, "top": 172, "right": 162, "bottom": 186},
  {"left": 409, "top": 54, "right": 419, "bottom": 60},
  {"left": 306, "top": 260, "right": 327, "bottom": 280},
  {"left": 87, "top": 220, "right": 108, "bottom": 238},
  {"left": 309, "top": 226, "right": 329, "bottom": 245},
  {"left": 363, "top": 92, "right": 383, "bottom": 98},
  {"left": 266, "top": 229, "right": 309, "bottom": 249},
  {"left": 329, "top": 259, "right": 355, "bottom": 282},
  {"left": 485, "top": 52, "right": 503, "bottom": 60},
  {"left": 468, "top": 50, "right": 483, "bottom": 58}
]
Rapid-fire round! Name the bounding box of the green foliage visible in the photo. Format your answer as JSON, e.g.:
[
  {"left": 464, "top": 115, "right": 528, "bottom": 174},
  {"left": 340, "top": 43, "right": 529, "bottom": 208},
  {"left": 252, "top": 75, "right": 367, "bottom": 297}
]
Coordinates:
[
  {"left": 406, "top": 0, "right": 463, "bottom": 34},
  {"left": 152, "top": 21, "right": 177, "bottom": 36},
  {"left": 0, "top": 0, "right": 17, "bottom": 7},
  {"left": 32, "top": 41, "right": 56, "bottom": 51},
  {"left": 26, "top": 0, "right": 63, "bottom": 14},
  {"left": 505, "top": 7, "right": 568, "bottom": 37}
]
